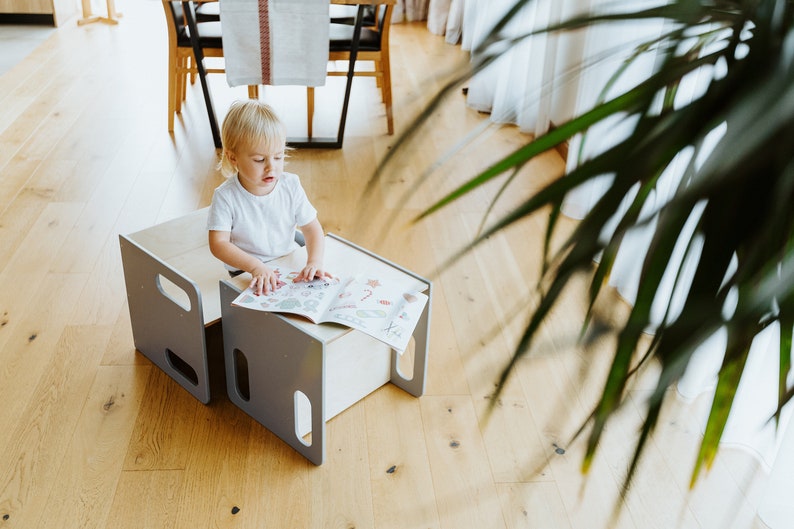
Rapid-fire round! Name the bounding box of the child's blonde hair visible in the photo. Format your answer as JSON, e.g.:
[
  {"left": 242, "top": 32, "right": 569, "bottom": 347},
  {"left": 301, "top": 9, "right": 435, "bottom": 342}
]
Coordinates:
[{"left": 219, "top": 100, "right": 287, "bottom": 178}]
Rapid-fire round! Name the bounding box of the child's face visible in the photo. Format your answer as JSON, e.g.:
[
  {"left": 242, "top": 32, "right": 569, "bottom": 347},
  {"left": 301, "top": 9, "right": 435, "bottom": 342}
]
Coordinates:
[{"left": 228, "top": 138, "right": 285, "bottom": 196}]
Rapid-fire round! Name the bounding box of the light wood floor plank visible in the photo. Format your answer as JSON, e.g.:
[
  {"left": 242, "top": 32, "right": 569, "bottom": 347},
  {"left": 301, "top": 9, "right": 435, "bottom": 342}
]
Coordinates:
[
  {"left": 0, "top": 324, "right": 112, "bottom": 529},
  {"left": 0, "top": 184, "right": 82, "bottom": 275},
  {"left": 364, "top": 385, "right": 442, "bottom": 529},
  {"left": 172, "top": 399, "right": 254, "bottom": 529},
  {"left": 0, "top": 157, "right": 41, "bottom": 214},
  {"left": 67, "top": 231, "right": 129, "bottom": 326},
  {"left": 0, "top": 274, "right": 90, "bottom": 451},
  {"left": 34, "top": 364, "right": 151, "bottom": 529},
  {"left": 238, "top": 427, "right": 314, "bottom": 528},
  {"left": 101, "top": 303, "right": 147, "bottom": 366},
  {"left": 421, "top": 395, "right": 507, "bottom": 529},
  {"left": 308, "top": 404, "right": 377, "bottom": 529},
  {"left": 122, "top": 367, "right": 200, "bottom": 472},
  {"left": 0, "top": 201, "right": 84, "bottom": 279},
  {"left": 497, "top": 481, "right": 573, "bottom": 529},
  {"left": 105, "top": 469, "right": 183, "bottom": 529}
]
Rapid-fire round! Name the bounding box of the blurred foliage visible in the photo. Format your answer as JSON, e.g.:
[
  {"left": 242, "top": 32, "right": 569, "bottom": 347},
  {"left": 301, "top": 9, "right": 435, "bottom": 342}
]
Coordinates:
[{"left": 373, "top": 0, "right": 794, "bottom": 495}]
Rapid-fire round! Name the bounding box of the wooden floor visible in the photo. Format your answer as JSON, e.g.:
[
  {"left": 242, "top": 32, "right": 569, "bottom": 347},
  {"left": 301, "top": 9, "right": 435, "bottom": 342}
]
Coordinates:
[{"left": 0, "top": 2, "right": 773, "bottom": 528}]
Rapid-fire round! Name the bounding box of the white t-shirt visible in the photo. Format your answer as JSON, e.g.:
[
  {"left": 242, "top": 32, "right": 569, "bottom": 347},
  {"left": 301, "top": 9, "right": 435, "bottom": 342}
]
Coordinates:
[{"left": 206, "top": 172, "right": 317, "bottom": 268}]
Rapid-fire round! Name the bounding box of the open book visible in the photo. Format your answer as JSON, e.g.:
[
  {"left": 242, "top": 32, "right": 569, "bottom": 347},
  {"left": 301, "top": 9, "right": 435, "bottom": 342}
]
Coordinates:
[{"left": 231, "top": 268, "right": 428, "bottom": 352}]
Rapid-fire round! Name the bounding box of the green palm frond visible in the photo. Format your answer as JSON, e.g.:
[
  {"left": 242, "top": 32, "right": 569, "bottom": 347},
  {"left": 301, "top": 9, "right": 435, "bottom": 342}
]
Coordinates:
[{"left": 373, "top": 0, "right": 794, "bottom": 497}]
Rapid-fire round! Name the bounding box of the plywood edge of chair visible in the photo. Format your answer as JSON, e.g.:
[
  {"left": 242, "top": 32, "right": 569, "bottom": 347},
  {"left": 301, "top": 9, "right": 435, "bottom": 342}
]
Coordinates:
[
  {"left": 124, "top": 208, "right": 227, "bottom": 324},
  {"left": 127, "top": 208, "right": 210, "bottom": 260},
  {"left": 162, "top": 244, "right": 228, "bottom": 325}
]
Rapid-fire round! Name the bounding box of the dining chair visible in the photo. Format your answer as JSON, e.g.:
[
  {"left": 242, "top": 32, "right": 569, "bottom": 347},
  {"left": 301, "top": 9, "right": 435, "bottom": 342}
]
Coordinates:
[
  {"left": 161, "top": 0, "right": 257, "bottom": 133},
  {"left": 307, "top": 4, "right": 395, "bottom": 137}
]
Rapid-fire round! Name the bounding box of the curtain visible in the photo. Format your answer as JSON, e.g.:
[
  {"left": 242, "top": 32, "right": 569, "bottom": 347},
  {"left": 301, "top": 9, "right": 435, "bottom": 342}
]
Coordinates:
[
  {"left": 392, "top": 0, "right": 429, "bottom": 23},
  {"left": 426, "top": 0, "right": 794, "bottom": 525},
  {"left": 427, "top": 0, "right": 464, "bottom": 43},
  {"left": 427, "top": 0, "right": 584, "bottom": 135},
  {"left": 461, "top": 0, "right": 570, "bottom": 135}
]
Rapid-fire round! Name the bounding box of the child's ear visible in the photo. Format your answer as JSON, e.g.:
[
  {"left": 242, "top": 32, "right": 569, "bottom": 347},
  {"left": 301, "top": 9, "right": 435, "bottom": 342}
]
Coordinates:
[{"left": 224, "top": 149, "right": 237, "bottom": 165}]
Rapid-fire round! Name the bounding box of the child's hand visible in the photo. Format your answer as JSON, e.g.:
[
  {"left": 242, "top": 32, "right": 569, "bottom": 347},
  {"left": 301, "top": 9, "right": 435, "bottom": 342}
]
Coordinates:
[
  {"left": 295, "top": 262, "right": 333, "bottom": 283},
  {"left": 249, "top": 264, "right": 283, "bottom": 296}
]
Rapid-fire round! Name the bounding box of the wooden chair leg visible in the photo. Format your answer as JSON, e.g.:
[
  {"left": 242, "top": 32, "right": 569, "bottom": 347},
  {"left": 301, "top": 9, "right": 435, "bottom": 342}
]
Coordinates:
[
  {"left": 175, "top": 56, "right": 186, "bottom": 113},
  {"left": 375, "top": 60, "right": 382, "bottom": 90},
  {"left": 381, "top": 58, "right": 393, "bottom": 135},
  {"left": 307, "top": 87, "right": 315, "bottom": 138},
  {"left": 248, "top": 85, "right": 259, "bottom": 99},
  {"left": 189, "top": 53, "right": 197, "bottom": 85},
  {"left": 183, "top": 57, "right": 192, "bottom": 102},
  {"left": 167, "top": 52, "right": 178, "bottom": 131}
]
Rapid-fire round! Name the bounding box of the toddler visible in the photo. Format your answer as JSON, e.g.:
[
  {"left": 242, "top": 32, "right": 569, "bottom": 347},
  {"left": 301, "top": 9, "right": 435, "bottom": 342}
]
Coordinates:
[{"left": 207, "top": 100, "right": 331, "bottom": 295}]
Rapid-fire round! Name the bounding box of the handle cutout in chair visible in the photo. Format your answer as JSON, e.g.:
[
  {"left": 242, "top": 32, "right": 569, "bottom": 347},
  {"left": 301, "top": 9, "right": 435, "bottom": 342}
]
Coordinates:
[
  {"left": 166, "top": 348, "right": 199, "bottom": 387},
  {"left": 232, "top": 348, "right": 251, "bottom": 402},
  {"left": 156, "top": 273, "right": 192, "bottom": 312},
  {"left": 294, "top": 390, "right": 313, "bottom": 447}
]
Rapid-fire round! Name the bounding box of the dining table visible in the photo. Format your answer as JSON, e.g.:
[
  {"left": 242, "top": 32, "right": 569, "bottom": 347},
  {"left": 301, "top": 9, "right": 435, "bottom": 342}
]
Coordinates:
[{"left": 181, "top": 0, "right": 395, "bottom": 149}]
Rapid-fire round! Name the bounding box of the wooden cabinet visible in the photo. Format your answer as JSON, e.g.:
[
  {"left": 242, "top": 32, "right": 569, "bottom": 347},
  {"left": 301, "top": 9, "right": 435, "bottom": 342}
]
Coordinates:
[{"left": 0, "top": 0, "right": 79, "bottom": 25}]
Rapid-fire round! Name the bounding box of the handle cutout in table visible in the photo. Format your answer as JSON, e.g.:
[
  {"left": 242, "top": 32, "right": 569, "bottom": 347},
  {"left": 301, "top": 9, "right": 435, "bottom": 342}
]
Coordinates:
[
  {"left": 395, "top": 336, "right": 416, "bottom": 381},
  {"left": 294, "top": 390, "right": 313, "bottom": 447}
]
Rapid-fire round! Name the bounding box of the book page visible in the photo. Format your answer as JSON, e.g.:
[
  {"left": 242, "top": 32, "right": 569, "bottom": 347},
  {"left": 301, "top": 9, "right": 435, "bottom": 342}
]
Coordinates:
[
  {"left": 322, "top": 275, "right": 428, "bottom": 353},
  {"left": 230, "top": 267, "right": 342, "bottom": 322}
]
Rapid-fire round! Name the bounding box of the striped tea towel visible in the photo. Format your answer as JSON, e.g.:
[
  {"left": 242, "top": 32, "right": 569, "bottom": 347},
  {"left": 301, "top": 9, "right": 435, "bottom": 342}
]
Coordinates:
[{"left": 220, "top": 0, "right": 329, "bottom": 87}]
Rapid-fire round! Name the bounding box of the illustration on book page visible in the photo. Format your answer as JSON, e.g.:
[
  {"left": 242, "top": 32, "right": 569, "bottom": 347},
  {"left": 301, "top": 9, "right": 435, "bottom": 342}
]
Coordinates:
[{"left": 231, "top": 268, "right": 428, "bottom": 352}]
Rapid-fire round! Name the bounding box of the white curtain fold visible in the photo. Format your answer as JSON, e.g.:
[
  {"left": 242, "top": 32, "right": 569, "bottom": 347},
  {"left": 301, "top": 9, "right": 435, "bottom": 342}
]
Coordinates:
[
  {"left": 392, "top": 0, "right": 429, "bottom": 23},
  {"left": 427, "top": 0, "right": 463, "bottom": 43},
  {"left": 459, "top": 0, "right": 583, "bottom": 136},
  {"left": 433, "top": 0, "right": 586, "bottom": 135}
]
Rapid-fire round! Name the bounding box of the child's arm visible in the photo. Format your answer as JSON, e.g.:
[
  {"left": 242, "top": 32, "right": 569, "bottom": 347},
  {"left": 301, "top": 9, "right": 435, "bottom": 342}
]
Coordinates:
[
  {"left": 295, "top": 218, "right": 333, "bottom": 282},
  {"left": 208, "top": 230, "right": 280, "bottom": 295}
]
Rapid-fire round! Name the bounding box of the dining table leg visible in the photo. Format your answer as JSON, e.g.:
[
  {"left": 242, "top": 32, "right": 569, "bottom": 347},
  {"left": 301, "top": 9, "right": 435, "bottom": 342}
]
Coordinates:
[{"left": 182, "top": 0, "right": 222, "bottom": 149}]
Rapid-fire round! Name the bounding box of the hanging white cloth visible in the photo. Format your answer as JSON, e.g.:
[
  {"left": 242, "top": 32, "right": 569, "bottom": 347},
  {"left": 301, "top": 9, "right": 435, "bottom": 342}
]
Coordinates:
[{"left": 220, "top": 0, "right": 329, "bottom": 87}]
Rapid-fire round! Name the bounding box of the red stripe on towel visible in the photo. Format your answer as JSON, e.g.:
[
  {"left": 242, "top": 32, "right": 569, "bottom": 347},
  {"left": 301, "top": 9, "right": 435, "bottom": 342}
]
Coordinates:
[{"left": 258, "top": 0, "right": 271, "bottom": 84}]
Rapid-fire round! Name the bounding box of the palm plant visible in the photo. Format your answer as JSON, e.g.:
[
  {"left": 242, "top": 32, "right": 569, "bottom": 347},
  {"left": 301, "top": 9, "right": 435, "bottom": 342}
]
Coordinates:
[{"left": 372, "top": 0, "right": 794, "bottom": 495}]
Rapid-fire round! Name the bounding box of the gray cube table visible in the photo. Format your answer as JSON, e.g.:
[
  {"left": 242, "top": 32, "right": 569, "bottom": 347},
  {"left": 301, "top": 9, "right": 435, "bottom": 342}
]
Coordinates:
[{"left": 220, "top": 234, "right": 431, "bottom": 464}]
